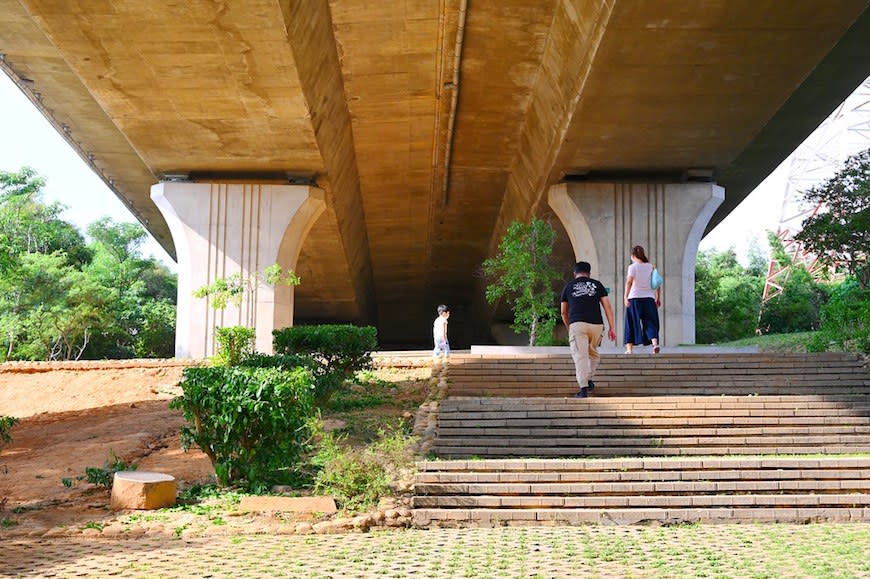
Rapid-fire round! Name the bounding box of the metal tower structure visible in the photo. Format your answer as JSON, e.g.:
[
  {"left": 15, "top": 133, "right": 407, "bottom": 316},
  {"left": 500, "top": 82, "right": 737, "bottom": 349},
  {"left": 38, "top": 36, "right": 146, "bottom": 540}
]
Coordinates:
[{"left": 761, "top": 75, "right": 870, "bottom": 303}]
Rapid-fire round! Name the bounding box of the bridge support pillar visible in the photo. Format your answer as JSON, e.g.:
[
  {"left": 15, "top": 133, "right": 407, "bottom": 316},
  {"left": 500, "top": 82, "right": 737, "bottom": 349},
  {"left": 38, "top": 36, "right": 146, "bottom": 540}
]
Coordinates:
[
  {"left": 548, "top": 182, "right": 724, "bottom": 346},
  {"left": 151, "top": 182, "right": 326, "bottom": 358}
]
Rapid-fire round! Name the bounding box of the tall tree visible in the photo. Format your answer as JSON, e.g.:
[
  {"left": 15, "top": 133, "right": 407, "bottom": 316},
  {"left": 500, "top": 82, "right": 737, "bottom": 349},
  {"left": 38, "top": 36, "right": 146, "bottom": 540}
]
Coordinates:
[
  {"left": 794, "top": 148, "right": 870, "bottom": 288},
  {"left": 0, "top": 168, "right": 176, "bottom": 360},
  {"left": 83, "top": 218, "right": 176, "bottom": 359},
  {"left": 0, "top": 167, "right": 91, "bottom": 268}
]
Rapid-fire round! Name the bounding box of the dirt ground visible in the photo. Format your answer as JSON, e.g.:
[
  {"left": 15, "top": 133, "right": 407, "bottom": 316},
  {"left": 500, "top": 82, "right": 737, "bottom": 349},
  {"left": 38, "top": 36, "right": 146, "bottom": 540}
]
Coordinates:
[
  {"left": 0, "top": 360, "right": 222, "bottom": 535},
  {"left": 0, "top": 357, "right": 432, "bottom": 538}
]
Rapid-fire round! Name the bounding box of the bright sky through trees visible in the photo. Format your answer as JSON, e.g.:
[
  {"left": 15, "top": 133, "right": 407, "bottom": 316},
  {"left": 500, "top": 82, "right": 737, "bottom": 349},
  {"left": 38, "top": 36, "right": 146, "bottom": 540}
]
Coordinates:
[{"left": 0, "top": 74, "right": 173, "bottom": 268}]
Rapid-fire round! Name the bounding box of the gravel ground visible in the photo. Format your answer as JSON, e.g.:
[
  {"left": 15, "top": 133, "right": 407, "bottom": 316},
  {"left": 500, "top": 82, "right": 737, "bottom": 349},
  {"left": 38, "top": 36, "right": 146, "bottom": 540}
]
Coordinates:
[{"left": 4, "top": 523, "right": 870, "bottom": 578}]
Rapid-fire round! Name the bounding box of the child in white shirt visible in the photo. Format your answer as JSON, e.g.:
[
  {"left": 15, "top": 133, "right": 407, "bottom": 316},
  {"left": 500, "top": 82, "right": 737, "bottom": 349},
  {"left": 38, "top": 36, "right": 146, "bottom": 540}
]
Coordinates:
[{"left": 432, "top": 304, "right": 450, "bottom": 359}]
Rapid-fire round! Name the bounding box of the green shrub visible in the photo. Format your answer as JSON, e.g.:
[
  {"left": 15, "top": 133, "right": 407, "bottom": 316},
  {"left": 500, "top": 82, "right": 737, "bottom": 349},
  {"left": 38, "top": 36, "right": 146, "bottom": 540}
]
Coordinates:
[
  {"left": 0, "top": 416, "right": 17, "bottom": 447},
  {"left": 310, "top": 423, "right": 416, "bottom": 511},
  {"left": 272, "top": 325, "right": 377, "bottom": 406},
  {"left": 214, "top": 326, "right": 256, "bottom": 366},
  {"left": 62, "top": 450, "right": 137, "bottom": 490},
  {"left": 170, "top": 365, "right": 317, "bottom": 490},
  {"left": 808, "top": 280, "right": 870, "bottom": 353}
]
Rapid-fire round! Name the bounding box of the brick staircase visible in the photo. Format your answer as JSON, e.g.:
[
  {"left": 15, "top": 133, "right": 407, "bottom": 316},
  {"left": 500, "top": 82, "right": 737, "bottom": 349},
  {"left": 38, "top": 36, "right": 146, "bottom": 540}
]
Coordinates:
[
  {"left": 413, "top": 457, "right": 870, "bottom": 525},
  {"left": 446, "top": 352, "right": 870, "bottom": 397},
  {"left": 412, "top": 352, "right": 870, "bottom": 525}
]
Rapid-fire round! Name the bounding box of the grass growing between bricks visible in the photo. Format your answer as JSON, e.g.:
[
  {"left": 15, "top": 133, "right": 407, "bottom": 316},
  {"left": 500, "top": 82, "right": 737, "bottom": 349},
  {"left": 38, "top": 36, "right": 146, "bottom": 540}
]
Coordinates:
[{"left": 5, "top": 524, "right": 870, "bottom": 578}]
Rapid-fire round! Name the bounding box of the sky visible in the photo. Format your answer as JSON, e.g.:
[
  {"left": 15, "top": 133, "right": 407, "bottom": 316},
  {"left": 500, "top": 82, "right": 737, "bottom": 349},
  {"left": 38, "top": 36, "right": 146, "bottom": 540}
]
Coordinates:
[
  {"left": 0, "top": 73, "right": 174, "bottom": 267},
  {"left": 1, "top": 71, "right": 868, "bottom": 269}
]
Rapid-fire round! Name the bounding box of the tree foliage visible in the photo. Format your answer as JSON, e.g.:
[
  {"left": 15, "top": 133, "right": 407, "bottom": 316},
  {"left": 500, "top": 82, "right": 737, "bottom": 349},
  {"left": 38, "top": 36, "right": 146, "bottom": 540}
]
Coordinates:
[
  {"left": 794, "top": 147, "right": 870, "bottom": 288},
  {"left": 757, "top": 234, "right": 831, "bottom": 334},
  {"left": 694, "top": 248, "right": 764, "bottom": 343},
  {"left": 0, "top": 167, "right": 176, "bottom": 360},
  {"left": 808, "top": 280, "right": 870, "bottom": 353},
  {"left": 482, "top": 217, "right": 561, "bottom": 346}
]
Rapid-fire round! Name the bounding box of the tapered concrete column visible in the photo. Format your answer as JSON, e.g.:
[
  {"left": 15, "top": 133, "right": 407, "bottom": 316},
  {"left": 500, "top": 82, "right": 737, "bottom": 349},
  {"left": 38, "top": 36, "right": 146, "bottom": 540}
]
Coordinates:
[
  {"left": 549, "top": 182, "right": 724, "bottom": 346},
  {"left": 152, "top": 183, "right": 326, "bottom": 358}
]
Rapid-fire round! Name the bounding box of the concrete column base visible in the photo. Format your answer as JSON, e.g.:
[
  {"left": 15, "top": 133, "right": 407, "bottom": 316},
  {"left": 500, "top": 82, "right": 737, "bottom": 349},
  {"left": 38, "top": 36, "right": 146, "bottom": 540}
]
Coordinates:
[
  {"left": 549, "top": 182, "right": 724, "bottom": 346},
  {"left": 152, "top": 182, "right": 326, "bottom": 358}
]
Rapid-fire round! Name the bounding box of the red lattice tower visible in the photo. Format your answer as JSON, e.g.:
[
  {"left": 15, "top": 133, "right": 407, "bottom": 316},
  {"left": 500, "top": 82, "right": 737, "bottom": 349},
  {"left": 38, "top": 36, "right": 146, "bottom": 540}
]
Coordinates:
[{"left": 761, "top": 76, "right": 870, "bottom": 305}]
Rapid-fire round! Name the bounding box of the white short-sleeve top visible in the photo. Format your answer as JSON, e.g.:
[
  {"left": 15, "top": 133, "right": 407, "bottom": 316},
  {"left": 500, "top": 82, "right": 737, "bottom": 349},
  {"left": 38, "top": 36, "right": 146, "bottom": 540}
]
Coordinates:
[{"left": 627, "top": 262, "right": 657, "bottom": 300}]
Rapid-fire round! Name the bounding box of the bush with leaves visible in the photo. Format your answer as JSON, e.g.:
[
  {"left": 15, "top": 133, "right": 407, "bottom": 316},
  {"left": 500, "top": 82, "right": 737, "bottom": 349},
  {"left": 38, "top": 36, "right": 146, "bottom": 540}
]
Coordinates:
[
  {"left": 808, "top": 280, "right": 870, "bottom": 353},
  {"left": 62, "top": 450, "right": 137, "bottom": 490},
  {"left": 482, "top": 217, "right": 561, "bottom": 346},
  {"left": 214, "top": 326, "right": 256, "bottom": 366},
  {"left": 310, "top": 423, "right": 416, "bottom": 511},
  {"left": 0, "top": 415, "right": 17, "bottom": 448},
  {"left": 273, "top": 324, "right": 377, "bottom": 406},
  {"left": 759, "top": 268, "right": 831, "bottom": 335},
  {"left": 170, "top": 365, "right": 316, "bottom": 490}
]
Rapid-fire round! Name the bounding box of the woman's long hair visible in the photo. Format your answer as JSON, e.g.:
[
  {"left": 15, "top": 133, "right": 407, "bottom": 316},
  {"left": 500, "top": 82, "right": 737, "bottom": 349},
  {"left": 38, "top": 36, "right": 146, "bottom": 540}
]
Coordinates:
[{"left": 631, "top": 245, "right": 649, "bottom": 263}]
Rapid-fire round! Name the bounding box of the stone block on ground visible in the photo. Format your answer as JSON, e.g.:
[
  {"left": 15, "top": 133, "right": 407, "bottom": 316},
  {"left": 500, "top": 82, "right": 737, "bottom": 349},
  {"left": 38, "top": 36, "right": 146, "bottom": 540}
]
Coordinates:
[
  {"left": 239, "top": 496, "right": 338, "bottom": 513},
  {"left": 110, "top": 471, "right": 177, "bottom": 510}
]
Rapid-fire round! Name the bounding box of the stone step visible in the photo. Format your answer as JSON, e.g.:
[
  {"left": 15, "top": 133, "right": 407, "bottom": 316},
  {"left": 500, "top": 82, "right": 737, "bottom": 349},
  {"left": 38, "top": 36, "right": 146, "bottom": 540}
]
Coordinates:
[
  {"left": 440, "top": 394, "right": 870, "bottom": 408},
  {"left": 415, "top": 479, "right": 870, "bottom": 495},
  {"left": 441, "top": 417, "right": 870, "bottom": 427},
  {"left": 443, "top": 353, "right": 870, "bottom": 397},
  {"left": 411, "top": 457, "right": 870, "bottom": 524},
  {"left": 431, "top": 445, "right": 870, "bottom": 457},
  {"left": 416, "top": 468, "right": 870, "bottom": 484},
  {"left": 413, "top": 493, "right": 870, "bottom": 509},
  {"left": 416, "top": 457, "right": 870, "bottom": 472},
  {"left": 412, "top": 506, "right": 870, "bottom": 525},
  {"left": 438, "top": 426, "right": 870, "bottom": 438}
]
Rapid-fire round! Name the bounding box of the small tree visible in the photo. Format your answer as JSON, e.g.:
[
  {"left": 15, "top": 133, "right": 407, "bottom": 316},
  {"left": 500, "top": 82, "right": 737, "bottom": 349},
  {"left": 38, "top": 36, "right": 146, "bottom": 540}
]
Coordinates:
[
  {"left": 194, "top": 264, "right": 300, "bottom": 312},
  {"left": 194, "top": 264, "right": 300, "bottom": 360},
  {"left": 794, "top": 148, "right": 870, "bottom": 288},
  {"left": 482, "top": 217, "right": 561, "bottom": 346}
]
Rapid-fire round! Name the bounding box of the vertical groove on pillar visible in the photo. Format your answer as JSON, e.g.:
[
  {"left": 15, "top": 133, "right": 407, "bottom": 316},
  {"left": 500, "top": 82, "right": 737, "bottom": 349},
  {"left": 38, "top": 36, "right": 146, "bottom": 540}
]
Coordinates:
[
  {"left": 246, "top": 184, "right": 255, "bottom": 328},
  {"left": 253, "top": 185, "right": 262, "bottom": 332},
  {"left": 239, "top": 184, "right": 247, "bottom": 328},
  {"left": 219, "top": 184, "right": 228, "bottom": 335},
  {"left": 657, "top": 184, "right": 666, "bottom": 342},
  {"left": 205, "top": 185, "right": 215, "bottom": 357},
  {"left": 614, "top": 183, "right": 624, "bottom": 332},
  {"left": 661, "top": 188, "right": 667, "bottom": 342}
]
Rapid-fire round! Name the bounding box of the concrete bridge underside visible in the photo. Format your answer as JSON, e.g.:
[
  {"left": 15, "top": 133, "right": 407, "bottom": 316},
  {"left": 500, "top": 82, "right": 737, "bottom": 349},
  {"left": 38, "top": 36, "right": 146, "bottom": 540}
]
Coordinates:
[{"left": 2, "top": 1, "right": 870, "bottom": 351}]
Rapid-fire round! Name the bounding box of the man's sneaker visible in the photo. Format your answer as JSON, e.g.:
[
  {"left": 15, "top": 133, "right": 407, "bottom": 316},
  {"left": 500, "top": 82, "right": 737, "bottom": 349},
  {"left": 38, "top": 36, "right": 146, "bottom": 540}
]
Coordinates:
[
  {"left": 575, "top": 387, "right": 588, "bottom": 398},
  {"left": 587, "top": 380, "right": 596, "bottom": 391}
]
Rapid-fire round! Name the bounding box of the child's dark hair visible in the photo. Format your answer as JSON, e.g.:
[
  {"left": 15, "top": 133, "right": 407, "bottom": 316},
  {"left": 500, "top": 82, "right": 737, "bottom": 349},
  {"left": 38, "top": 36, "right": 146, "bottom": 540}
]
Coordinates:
[{"left": 437, "top": 304, "right": 449, "bottom": 315}]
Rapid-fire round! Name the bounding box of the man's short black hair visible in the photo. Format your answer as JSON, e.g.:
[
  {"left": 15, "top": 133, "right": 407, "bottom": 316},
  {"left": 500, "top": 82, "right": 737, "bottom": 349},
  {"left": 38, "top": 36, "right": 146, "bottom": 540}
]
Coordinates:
[
  {"left": 437, "top": 304, "right": 449, "bottom": 314},
  {"left": 574, "top": 261, "right": 591, "bottom": 274}
]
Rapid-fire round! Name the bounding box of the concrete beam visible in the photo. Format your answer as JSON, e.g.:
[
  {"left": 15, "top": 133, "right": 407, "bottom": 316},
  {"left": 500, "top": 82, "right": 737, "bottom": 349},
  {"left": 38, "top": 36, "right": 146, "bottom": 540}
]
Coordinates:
[
  {"left": 488, "top": 0, "right": 614, "bottom": 258},
  {"left": 278, "top": 0, "right": 377, "bottom": 325}
]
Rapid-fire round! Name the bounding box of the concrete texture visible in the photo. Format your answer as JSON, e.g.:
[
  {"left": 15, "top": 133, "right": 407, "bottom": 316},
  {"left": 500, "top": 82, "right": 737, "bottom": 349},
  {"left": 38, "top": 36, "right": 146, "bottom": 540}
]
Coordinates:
[
  {"left": 152, "top": 182, "right": 325, "bottom": 358},
  {"left": 549, "top": 182, "right": 724, "bottom": 346}
]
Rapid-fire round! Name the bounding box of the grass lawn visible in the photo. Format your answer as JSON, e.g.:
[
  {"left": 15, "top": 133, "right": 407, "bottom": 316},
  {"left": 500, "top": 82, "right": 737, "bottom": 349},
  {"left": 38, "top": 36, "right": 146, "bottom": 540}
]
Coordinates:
[{"left": 699, "top": 331, "right": 817, "bottom": 352}]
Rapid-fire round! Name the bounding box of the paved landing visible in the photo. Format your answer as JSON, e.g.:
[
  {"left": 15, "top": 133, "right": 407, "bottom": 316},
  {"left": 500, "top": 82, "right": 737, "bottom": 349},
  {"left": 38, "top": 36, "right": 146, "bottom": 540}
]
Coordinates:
[{"left": 3, "top": 525, "right": 870, "bottom": 578}]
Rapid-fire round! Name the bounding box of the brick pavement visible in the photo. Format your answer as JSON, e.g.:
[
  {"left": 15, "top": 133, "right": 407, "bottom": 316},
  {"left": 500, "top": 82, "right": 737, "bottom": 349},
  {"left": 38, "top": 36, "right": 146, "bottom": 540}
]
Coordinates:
[{"left": 4, "top": 524, "right": 870, "bottom": 578}]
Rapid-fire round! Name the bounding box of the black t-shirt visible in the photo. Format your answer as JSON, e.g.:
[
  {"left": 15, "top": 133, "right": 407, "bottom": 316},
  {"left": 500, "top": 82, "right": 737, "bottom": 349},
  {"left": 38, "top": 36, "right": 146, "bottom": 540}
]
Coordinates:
[{"left": 560, "top": 276, "right": 608, "bottom": 324}]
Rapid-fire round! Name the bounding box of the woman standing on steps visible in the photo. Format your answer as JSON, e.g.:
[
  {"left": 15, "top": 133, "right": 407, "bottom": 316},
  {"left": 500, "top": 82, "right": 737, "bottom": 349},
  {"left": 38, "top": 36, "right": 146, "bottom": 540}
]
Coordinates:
[{"left": 623, "top": 245, "right": 661, "bottom": 354}]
